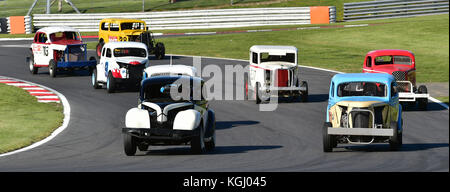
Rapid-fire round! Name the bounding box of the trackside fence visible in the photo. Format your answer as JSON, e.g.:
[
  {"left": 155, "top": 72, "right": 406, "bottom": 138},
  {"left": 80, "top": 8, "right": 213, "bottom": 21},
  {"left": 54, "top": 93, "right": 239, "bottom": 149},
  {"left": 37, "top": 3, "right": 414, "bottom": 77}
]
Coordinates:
[
  {"left": 344, "top": 0, "right": 449, "bottom": 21},
  {"left": 31, "top": 7, "right": 336, "bottom": 32}
]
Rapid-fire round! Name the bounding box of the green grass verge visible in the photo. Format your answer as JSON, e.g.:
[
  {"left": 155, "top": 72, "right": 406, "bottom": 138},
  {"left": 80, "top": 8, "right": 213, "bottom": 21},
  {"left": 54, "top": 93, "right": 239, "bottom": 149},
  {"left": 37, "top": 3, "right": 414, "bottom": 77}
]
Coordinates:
[
  {"left": 0, "top": 83, "right": 63, "bottom": 154},
  {"left": 141, "top": 14, "right": 447, "bottom": 83},
  {"left": 435, "top": 96, "right": 449, "bottom": 106}
]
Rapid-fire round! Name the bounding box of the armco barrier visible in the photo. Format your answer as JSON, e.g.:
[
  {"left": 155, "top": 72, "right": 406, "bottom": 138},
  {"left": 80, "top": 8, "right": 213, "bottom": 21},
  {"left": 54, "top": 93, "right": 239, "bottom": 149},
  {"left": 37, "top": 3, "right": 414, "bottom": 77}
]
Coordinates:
[
  {"left": 32, "top": 7, "right": 336, "bottom": 32},
  {"left": 0, "top": 18, "right": 7, "bottom": 34},
  {"left": 344, "top": 0, "right": 449, "bottom": 21}
]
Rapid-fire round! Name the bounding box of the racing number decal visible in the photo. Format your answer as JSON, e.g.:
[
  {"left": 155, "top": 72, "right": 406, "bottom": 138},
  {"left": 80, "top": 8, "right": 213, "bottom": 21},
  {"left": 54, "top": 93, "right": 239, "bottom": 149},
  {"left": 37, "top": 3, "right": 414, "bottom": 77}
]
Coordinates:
[
  {"left": 105, "top": 62, "right": 109, "bottom": 77},
  {"left": 43, "top": 46, "right": 49, "bottom": 56}
]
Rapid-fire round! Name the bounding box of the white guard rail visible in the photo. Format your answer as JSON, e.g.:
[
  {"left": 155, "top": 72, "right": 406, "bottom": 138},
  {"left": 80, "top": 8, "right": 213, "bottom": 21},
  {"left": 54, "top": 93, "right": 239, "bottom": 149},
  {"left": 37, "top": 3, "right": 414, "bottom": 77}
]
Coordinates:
[
  {"left": 344, "top": 0, "right": 449, "bottom": 21},
  {"left": 32, "top": 7, "right": 336, "bottom": 32}
]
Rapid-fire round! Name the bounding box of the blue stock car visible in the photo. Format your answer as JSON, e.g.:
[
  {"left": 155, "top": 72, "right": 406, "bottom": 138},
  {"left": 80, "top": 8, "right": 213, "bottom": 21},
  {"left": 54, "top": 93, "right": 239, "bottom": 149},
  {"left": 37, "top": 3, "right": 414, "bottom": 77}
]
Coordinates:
[{"left": 323, "top": 73, "right": 403, "bottom": 152}]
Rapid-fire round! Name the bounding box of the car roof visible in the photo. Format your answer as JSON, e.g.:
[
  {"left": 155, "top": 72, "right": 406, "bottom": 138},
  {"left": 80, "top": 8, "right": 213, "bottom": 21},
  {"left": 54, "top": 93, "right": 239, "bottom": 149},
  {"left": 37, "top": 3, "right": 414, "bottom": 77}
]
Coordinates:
[
  {"left": 332, "top": 73, "right": 394, "bottom": 85},
  {"left": 100, "top": 18, "right": 146, "bottom": 24},
  {"left": 104, "top": 41, "right": 148, "bottom": 49},
  {"left": 36, "top": 26, "right": 80, "bottom": 34},
  {"left": 146, "top": 65, "right": 197, "bottom": 76},
  {"left": 366, "top": 49, "right": 415, "bottom": 58},
  {"left": 250, "top": 45, "right": 297, "bottom": 54}
]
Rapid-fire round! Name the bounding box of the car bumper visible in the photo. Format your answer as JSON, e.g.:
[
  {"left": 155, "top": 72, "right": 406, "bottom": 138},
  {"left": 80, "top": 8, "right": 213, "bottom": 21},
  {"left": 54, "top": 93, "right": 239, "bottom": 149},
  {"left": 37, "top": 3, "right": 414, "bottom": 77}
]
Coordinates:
[
  {"left": 327, "top": 127, "right": 394, "bottom": 137},
  {"left": 122, "top": 127, "right": 198, "bottom": 142},
  {"left": 57, "top": 60, "right": 96, "bottom": 68},
  {"left": 399, "top": 92, "right": 429, "bottom": 102}
]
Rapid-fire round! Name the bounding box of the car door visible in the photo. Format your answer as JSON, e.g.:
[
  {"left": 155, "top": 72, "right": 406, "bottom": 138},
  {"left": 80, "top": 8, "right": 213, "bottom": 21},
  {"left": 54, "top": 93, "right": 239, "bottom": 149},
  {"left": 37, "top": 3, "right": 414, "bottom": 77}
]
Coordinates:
[
  {"left": 32, "top": 32, "right": 50, "bottom": 66},
  {"left": 97, "top": 47, "right": 109, "bottom": 82}
]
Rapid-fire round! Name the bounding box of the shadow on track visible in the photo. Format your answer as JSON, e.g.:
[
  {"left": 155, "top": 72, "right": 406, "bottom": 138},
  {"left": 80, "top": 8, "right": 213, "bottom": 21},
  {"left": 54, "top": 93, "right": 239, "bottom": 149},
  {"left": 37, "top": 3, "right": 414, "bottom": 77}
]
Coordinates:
[
  {"left": 340, "top": 143, "right": 449, "bottom": 152},
  {"left": 141, "top": 145, "right": 282, "bottom": 156},
  {"left": 216, "top": 120, "right": 259, "bottom": 130}
]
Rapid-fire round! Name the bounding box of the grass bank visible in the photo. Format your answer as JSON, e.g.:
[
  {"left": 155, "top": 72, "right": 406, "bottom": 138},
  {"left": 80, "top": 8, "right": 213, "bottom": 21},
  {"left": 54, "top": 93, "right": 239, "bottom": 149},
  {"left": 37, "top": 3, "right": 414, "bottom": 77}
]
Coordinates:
[
  {"left": 150, "top": 14, "right": 449, "bottom": 83},
  {"left": 0, "top": 83, "right": 63, "bottom": 154}
]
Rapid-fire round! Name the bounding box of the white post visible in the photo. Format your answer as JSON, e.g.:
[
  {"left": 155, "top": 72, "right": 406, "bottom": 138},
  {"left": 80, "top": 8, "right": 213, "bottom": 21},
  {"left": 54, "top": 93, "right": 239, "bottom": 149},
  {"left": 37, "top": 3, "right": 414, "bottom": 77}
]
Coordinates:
[{"left": 46, "top": 0, "right": 51, "bottom": 14}]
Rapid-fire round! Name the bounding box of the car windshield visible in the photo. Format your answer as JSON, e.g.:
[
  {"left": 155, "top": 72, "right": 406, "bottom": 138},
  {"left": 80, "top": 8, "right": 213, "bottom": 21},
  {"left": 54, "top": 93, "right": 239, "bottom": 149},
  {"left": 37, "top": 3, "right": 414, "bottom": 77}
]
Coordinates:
[
  {"left": 49, "top": 31, "right": 80, "bottom": 42},
  {"left": 113, "top": 48, "right": 146, "bottom": 57},
  {"left": 121, "top": 22, "right": 145, "bottom": 30},
  {"left": 260, "top": 52, "right": 295, "bottom": 63},
  {"left": 337, "top": 82, "right": 386, "bottom": 97},
  {"left": 375, "top": 55, "right": 412, "bottom": 65},
  {"left": 142, "top": 78, "right": 202, "bottom": 103}
]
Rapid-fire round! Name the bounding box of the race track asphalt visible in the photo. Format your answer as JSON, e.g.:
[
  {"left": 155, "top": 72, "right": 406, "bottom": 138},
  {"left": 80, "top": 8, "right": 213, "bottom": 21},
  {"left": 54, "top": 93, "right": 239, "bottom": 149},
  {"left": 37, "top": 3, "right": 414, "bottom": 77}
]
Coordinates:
[{"left": 0, "top": 40, "right": 448, "bottom": 171}]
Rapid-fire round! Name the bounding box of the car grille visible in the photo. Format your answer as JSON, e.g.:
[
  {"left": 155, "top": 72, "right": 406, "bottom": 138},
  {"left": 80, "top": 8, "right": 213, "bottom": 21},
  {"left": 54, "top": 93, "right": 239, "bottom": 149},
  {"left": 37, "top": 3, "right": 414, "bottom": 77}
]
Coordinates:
[
  {"left": 128, "top": 64, "right": 145, "bottom": 80},
  {"left": 392, "top": 71, "right": 407, "bottom": 81},
  {"left": 276, "top": 69, "right": 289, "bottom": 87}
]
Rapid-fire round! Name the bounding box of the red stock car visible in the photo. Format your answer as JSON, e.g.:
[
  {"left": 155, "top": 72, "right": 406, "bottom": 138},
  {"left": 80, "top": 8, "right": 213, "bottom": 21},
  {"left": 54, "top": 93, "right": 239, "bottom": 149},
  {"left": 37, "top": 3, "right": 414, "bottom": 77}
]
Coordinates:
[{"left": 363, "top": 49, "right": 429, "bottom": 110}]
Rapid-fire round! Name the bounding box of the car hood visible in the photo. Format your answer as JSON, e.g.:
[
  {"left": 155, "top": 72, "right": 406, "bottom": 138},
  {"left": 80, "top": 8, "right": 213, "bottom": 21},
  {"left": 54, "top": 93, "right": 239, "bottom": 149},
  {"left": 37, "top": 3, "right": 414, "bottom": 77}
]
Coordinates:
[
  {"left": 259, "top": 61, "right": 296, "bottom": 70},
  {"left": 373, "top": 65, "right": 414, "bottom": 74},
  {"left": 335, "top": 97, "right": 388, "bottom": 108}
]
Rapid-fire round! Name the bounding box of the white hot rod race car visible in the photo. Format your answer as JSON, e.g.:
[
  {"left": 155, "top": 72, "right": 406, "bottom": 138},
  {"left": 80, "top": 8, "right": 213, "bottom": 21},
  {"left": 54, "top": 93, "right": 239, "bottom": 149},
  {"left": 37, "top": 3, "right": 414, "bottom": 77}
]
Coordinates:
[
  {"left": 91, "top": 42, "right": 148, "bottom": 93},
  {"left": 28, "top": 26, "right": 96, "bottom": 77},
  {"left": 122, "top": 74, "right": 216, "bottom": 156},
  {"left": 246, "top": 45, "right": 308, "bottom": 103}
]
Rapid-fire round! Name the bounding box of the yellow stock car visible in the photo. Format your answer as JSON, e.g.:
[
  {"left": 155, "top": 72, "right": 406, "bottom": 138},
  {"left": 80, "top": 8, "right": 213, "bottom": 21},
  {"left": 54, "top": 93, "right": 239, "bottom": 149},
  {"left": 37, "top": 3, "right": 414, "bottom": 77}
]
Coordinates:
[{"left": 96, "top": 18, "right": 165, "bottom": 59}]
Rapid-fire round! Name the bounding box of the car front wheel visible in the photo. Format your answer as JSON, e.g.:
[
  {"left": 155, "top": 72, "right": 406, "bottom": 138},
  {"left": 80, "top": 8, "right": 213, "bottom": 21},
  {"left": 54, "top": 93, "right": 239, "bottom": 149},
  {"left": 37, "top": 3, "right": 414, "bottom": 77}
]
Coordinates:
[
  {"left": 191, "top": 123, "right": 206, "bottom": 154},
  {"left": 123, "top": 134, "right": 137, "bottom": 156},
  {"left": 28, "top": 54, "right": 38, "bottom": 74}
]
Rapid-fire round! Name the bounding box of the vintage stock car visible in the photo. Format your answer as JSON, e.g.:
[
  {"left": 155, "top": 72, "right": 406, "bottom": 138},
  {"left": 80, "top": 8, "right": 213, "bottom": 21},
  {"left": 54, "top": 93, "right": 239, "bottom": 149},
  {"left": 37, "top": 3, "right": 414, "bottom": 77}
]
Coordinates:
[
  {"left": 28, "top": 26, "right": 96, "bottom": 77},
  {"left": 122, "top": 75, "right": 216, "bottom": 156},
  {"left": 91, "top": 42, "right": 148, "bottom": 93},
  {"left": 323, "top": 73, "right": 403, "bottom": 152},
  {"left": 363, "top": 49, "right": 429, "bottom": 110},
  {"left": 96, "top": 18, "right": 165, "bottom": 59},
  {"left": 246, "top": 45, "right": 308, "bottom": 103}
]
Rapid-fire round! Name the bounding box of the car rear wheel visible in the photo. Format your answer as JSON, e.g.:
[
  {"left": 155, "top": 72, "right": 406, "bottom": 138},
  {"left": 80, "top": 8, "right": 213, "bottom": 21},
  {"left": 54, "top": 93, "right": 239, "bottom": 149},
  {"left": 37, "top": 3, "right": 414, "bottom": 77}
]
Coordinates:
[
  {"left": 107, "top": 71, "right": 116, "bottom": 93},
  {"left": 28, "top": 54, "right": 38, "bottom": 74},
  {"left": 92, "top": 68, "right": 100, "bottom": 89},
  {"left": 123, "top": 134, "right": 137, "bottom": 156},
  {"left": 155, "top": 42, "right": 165, "bottom": 60},
  {"left": 49, "top": 59, "right": 57, "bottom": 78},
  {"left": 255, "top": 82, "right": 261, "bottom": 104},
  {"left": 417, "top": 85, "right": 428, "bottom": 111},
  {"left": 300, "top": 81, "right": 308, "bottom": 102},
  {"left": 96, "top": 41, "right": 104, "bottom": 58}
]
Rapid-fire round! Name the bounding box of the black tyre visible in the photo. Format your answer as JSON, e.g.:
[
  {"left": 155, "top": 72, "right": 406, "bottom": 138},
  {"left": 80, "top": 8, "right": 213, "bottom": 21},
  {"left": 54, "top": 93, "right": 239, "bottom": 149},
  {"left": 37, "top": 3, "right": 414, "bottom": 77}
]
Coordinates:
[
  {"left": 49, "top": 59, "right": 57, "bottom": 78},
  {"left": 155, "top": 42, "right": 165, "bottom": 59},
  {"left": 389, "top": 122, "right": 401, "bottom": 151},
  {"left": 191, "top": 123, "right": 206, "bottom": 154},
  {"left": 88, "top": 57, "right": 96, "bottom": 74},
  {"left": 91, "top": 68, "right": 100, "bottom": 89},
  {"left": 300, "top": 81, "right": 308, "bottom": 102},
  {"left": 28, "top": 54, "right": 38, "bottom": 74},
  {"left": 123, "top": 134, "right": 137, "bottom": 156},
  {"left": 107, "top": 71, "right": 116, "bottom": 93},
  {"left": 323, "top": 122, "right": 333, "bottom": 152},
  {"left": 255, "top": 82, "right": 261, "bottom": 104},
  {"left": 205, "top": 111, "right": 216, "bottom": 151},
  {"left": 96, "top": 41, "right": 104, "bottom": 58},
  {"left": 417, "top": 85, "right": 428, "bottom": 111}
]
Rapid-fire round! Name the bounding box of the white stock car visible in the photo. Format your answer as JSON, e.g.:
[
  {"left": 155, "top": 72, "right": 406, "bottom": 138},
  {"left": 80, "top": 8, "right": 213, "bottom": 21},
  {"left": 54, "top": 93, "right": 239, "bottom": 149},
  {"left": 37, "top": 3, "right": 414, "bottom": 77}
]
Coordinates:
[
  {"left": 246, "top": 45, "right": 308, "bottom": 104},
  {"left": 91, "top": 42, "right": 148, "bottom": 93},
  {"left": 122, "top": 75, "right": 216, "bottom": 156},
  {"left": 28, "top": 26, "right": 96, "bottom": 77}
]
